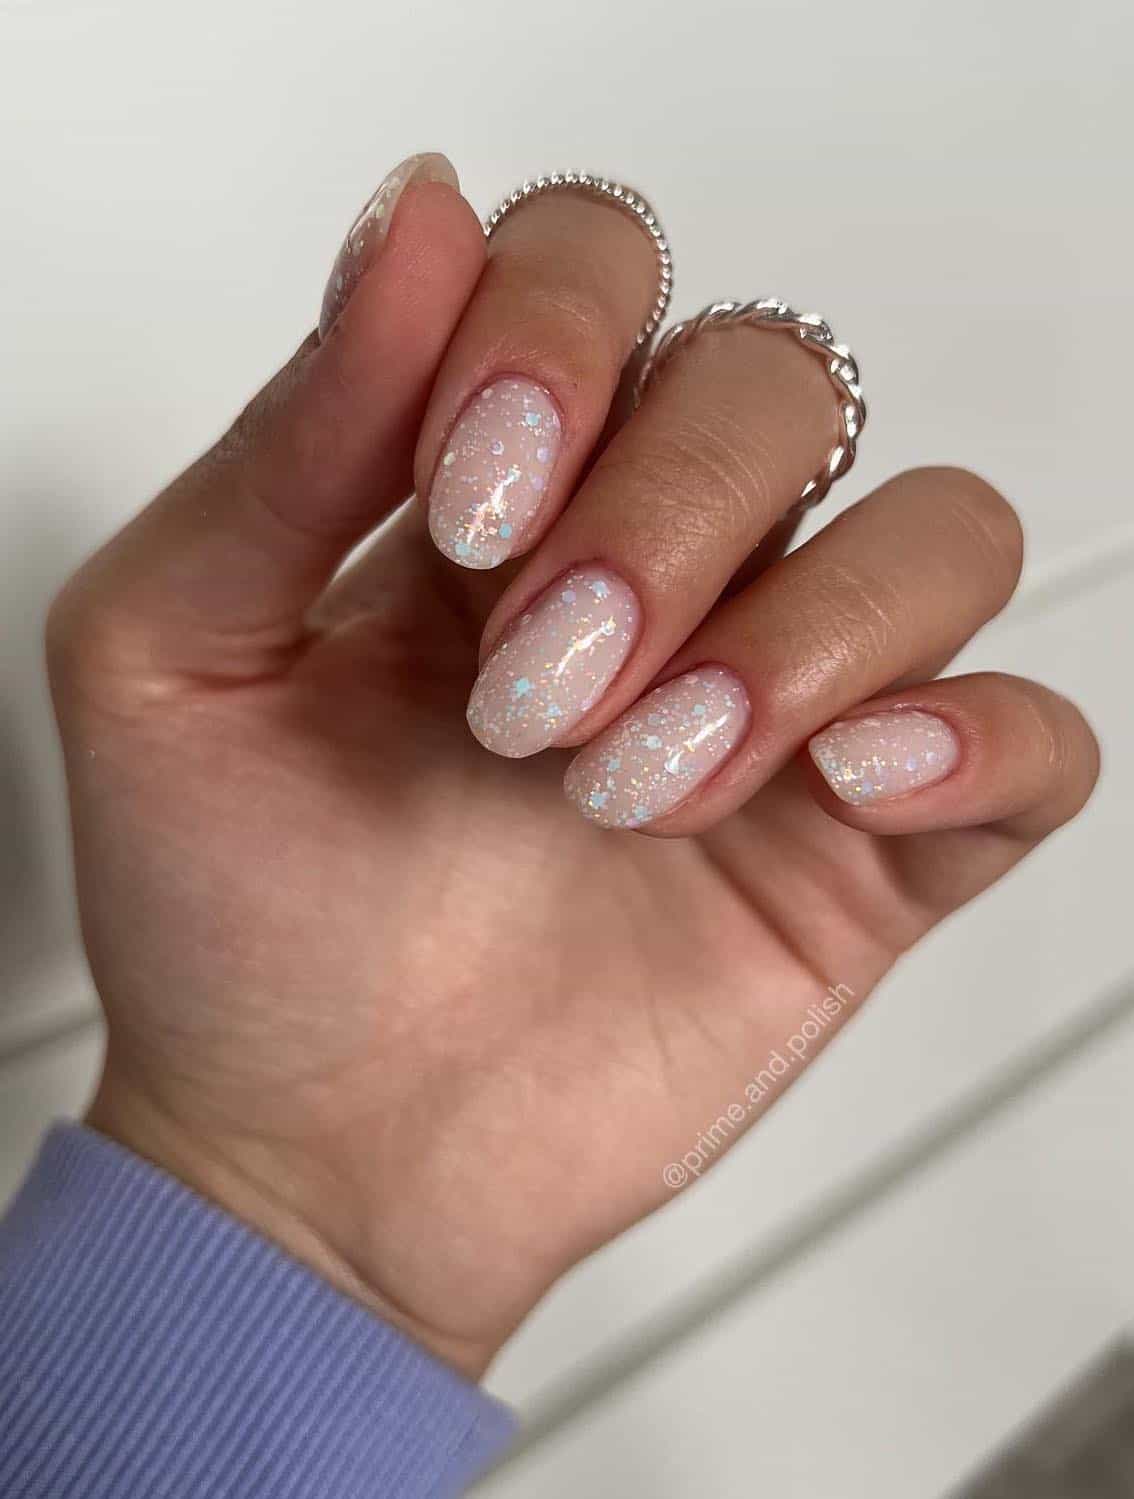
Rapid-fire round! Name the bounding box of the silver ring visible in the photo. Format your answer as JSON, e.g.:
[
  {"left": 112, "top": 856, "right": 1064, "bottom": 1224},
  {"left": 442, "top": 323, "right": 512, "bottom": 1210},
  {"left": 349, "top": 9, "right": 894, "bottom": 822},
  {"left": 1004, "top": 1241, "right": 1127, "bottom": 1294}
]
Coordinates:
[
  {"left": 484, "top": 173, "right": 673, "bottom": 345},
  {"left": 634, "top": 299, "right": 867, "bottom": 510}
]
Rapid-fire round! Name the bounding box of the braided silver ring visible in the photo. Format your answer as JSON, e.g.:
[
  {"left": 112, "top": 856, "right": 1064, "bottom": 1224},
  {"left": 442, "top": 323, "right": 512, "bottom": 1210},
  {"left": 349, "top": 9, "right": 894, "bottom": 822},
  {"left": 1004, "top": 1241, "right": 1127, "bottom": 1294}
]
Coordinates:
[
  {"left": 485, "top": 173, "right": 673, "bottom": 345},
  {"left": 635, "top": 299, "right": 867, "bottom": 510}
]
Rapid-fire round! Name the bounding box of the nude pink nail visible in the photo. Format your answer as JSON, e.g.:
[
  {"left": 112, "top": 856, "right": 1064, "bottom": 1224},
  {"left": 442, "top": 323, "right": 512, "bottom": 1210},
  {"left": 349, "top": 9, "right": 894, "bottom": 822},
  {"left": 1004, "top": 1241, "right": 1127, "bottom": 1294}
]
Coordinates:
[
  {"left": 467, "top": 568, "right": 640, "bottom": 758},
  {"left": 318, "top": 152, "right": 458, "bottom": 340},
  {"left": 809, "top": 710, "right": 960, "bottom": 804},
  {"left": 564, "top": 667, "right": 750, "bottom": 828},
  {"left": 429, "top": 378, "right": 563, "bottom": 569}
]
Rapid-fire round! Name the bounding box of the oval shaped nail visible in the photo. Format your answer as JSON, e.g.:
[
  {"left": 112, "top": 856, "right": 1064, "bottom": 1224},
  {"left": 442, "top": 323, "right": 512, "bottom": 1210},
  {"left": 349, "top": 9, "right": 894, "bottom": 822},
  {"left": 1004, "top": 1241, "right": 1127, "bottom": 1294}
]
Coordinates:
[
  {"left": 467, "top": 568, "right": 640, "bottom": 758},
  {"left": 809, "top": 709, "right": 960, "bottom": 804},
  {"left": 564, "top": 666, "right": 750, "bottom": 828},
  {"left": 429, "top": 378, "right": 562, "bottom": 569}
]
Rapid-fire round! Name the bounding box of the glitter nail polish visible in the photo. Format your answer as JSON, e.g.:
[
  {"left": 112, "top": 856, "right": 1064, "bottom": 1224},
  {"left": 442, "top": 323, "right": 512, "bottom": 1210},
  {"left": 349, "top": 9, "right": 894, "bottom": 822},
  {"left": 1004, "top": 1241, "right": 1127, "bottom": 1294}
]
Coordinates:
[
  {"left": 564, "top": 666, "right": 750, "bottom": 828},
  {"left": 809, "top": 709, "right": 960, "bottom": 804},
  {"left": 318, "top": 152, "right": 458, "bottom": 340},
  {"left": 429, "top": 378, "right": 562, "bottom": 569},
  {"left": 467, "top": 567, "right": 640, "bottom": 757}
]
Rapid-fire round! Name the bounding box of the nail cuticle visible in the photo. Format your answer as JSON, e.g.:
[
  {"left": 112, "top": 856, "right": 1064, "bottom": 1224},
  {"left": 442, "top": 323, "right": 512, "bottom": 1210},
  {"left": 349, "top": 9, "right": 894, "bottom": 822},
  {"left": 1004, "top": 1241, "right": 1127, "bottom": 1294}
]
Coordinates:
[{"left": 809, "top": 709, "right": 960, "bottom": 805}]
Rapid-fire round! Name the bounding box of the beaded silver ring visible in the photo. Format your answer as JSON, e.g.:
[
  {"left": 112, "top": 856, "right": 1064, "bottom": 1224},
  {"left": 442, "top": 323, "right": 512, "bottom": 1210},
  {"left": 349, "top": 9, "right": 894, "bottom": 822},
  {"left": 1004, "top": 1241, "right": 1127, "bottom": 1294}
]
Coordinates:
[
  {"left": 634, "top": 298, "right": 867, "bottom": 510},
  {"left": 484, "top": 173, "right": 673, "bottom": 346}
]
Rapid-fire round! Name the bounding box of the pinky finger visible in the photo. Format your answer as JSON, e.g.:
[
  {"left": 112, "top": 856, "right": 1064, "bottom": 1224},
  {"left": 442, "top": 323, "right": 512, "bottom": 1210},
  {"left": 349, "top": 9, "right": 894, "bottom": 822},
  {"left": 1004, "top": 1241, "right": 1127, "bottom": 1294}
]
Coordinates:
[{"left": 805, "top": 671, "right": 1100, "bottom": 844}]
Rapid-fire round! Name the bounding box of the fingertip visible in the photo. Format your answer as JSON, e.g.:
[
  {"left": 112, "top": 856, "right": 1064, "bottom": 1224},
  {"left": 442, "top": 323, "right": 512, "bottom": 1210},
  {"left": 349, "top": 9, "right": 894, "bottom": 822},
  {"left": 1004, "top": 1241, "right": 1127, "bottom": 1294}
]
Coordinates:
[
  {"left": 317, "top": 150, "right": 482, "bottom": 340},
  {"left": 249, "top": 177, "right": 486, "bottom": 540},
  {"left": 383, "top": 176, "right": 487, "bottom": 295},
  {"left": 324, "top": 177, "right": 485, "bottom": 357}
]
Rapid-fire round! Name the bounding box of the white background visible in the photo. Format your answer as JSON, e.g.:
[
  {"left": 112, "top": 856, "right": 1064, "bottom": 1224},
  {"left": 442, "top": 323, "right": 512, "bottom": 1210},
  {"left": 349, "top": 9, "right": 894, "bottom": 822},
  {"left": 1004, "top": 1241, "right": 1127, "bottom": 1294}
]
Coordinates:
[{"left": 2, "top": 2, "right": 1132, "bottom": 1494}]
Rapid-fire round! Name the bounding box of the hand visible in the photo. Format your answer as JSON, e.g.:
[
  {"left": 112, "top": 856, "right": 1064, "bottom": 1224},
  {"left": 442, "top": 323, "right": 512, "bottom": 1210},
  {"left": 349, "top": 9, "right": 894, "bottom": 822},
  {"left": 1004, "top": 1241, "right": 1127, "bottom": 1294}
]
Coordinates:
[{"left": 49, "top": 153, "right": 1098, "bottom": 1377}]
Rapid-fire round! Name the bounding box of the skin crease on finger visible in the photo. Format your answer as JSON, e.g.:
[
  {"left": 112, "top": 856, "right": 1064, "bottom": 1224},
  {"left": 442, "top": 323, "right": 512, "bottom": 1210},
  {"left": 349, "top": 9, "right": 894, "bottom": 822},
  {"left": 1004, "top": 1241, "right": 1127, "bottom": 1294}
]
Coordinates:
[{"left": 46, "top": 150, "right": 1100, "bottom": 1385}]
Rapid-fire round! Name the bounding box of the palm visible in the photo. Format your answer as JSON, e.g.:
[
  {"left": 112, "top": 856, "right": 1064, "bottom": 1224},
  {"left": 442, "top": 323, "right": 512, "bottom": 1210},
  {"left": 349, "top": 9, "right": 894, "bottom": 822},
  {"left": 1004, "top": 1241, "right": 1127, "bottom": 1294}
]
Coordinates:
[{"left": 70, "top": 506, "right": 985, "bottom": 1360}]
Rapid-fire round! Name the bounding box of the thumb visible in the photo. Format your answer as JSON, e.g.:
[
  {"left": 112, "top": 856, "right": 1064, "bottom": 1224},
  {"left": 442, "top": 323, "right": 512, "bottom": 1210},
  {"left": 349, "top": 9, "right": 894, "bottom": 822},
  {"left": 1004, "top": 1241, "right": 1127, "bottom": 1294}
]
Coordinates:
[{"left": 49, "top": 152, "right": 485, "bottom": 690}]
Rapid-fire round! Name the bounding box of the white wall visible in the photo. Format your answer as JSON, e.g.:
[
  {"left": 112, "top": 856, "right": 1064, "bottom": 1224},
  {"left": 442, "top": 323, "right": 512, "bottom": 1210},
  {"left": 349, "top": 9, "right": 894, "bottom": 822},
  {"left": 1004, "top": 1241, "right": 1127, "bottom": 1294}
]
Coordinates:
[{"left": 2, "top": 2, "right": 1132, "bottom": 1494}]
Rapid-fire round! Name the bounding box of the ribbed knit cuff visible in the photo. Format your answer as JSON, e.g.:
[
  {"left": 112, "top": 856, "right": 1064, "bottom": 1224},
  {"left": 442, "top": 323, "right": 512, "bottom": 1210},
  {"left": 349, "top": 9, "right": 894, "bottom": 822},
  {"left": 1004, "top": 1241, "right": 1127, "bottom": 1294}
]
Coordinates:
[{"left": 0, "top": 1124, "right": 516, "bottom": 1497}]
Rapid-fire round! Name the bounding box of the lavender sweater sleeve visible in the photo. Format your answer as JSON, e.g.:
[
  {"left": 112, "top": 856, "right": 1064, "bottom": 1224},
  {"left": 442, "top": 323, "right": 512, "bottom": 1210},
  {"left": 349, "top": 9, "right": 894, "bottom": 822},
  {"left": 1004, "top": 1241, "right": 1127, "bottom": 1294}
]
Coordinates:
[{"left": 0, "top": 1124, "right": 516, "bottom": 1497}]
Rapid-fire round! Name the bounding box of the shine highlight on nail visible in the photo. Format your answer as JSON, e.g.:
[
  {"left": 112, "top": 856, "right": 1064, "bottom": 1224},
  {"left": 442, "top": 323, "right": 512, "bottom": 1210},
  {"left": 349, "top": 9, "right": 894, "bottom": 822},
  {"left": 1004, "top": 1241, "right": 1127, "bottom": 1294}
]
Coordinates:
[
  {"left": 429, "top": 379, "right": 562, "bottom": 568},
  {"left": 467, "top": 567, "right": 640, "bottom": 758},
  {"left": 809, "top": 709, "right": 960, "bottom": 804},
  {"left": 565, "top": 667, "right": 750, "bottom": 828}
]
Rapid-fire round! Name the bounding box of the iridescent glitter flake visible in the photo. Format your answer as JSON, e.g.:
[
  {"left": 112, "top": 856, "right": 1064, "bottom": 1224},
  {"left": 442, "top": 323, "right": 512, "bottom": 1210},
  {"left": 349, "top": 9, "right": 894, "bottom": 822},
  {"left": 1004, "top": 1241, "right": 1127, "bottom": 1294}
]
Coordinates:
[
  {"left": 809, "top": 709, "right": 960, "bottom": 805},
  {"left": 318, "top": 153, "right": 457, "bottom": 341},
  {"left": 467, "top": 567, "right": 640, "bottom": 757},
  {"left": 564, "top": 666, "right": 749, "bottom": 829},
  {"left": 428, "top": 378, "right": 563, "bottom": 569}
]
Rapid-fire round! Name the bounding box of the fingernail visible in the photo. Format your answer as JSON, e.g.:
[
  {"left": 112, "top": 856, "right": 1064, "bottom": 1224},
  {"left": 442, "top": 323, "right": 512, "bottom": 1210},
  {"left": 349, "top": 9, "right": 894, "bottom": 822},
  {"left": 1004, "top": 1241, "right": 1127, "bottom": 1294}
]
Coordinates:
[
  {"left": 809, "top": 710, "right": 960, "bottom": 804},
  {"left": 467, "top": 568, "right": 640, "bottom": 757},
  {"left": 564, "top": 667, "right": 750, "bottom": 829},
  {"left": 429, "top": 378, "right": 563, "bottom": 569},
  {"left": 318, "top": 152, "right": 458, "bottom": 340}
]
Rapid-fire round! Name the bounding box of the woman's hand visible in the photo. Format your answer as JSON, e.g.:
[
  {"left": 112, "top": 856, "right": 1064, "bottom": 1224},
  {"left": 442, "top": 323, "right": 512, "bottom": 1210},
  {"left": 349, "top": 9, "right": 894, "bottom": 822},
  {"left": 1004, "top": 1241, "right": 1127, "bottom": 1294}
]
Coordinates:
[{"left": 48, "top": 155, "right": 1098, "bottom": 1378}]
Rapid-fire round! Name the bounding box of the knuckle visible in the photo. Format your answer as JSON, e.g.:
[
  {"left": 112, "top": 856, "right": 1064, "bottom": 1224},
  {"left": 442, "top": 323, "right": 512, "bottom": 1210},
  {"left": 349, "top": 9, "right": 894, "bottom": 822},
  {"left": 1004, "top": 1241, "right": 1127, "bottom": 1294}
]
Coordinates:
[
  {"left": 1030, "top": 685, "right": 1101, "bottom": 824},
  {"left": 599, "top": 410, "right": 778, "bottom": 578},
  {"left": 534, "top": 284, "right": 621, "bottom": 388},
  {"left": 814, "top": 559, "right": 909, "bottom": 660},
  {"left": 983, "top": 672, "right": 1100, "bottom": 828},
  {"left": 1028, "top": 708, "right": 1080, "bottom": 825},
  {"left": 773, "top": 558, "right": 908, "bottom": 691},
  {"left": 735, "top": 564, "right": 912, "bottom": 733},
  {"left": 908, "top": 466, "right": 1025, "bottom": 600},
  {"left": 482, "top": 258, "right": 624, "bottom": 396}
]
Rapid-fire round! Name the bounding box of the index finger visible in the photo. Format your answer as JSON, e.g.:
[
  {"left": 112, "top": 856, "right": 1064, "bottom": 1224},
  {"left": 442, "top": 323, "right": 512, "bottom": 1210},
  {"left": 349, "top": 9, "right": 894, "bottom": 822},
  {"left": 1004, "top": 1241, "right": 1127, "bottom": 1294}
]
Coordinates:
[{"left": 415, "top": 185, "right": 662, "bottom": 570}]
